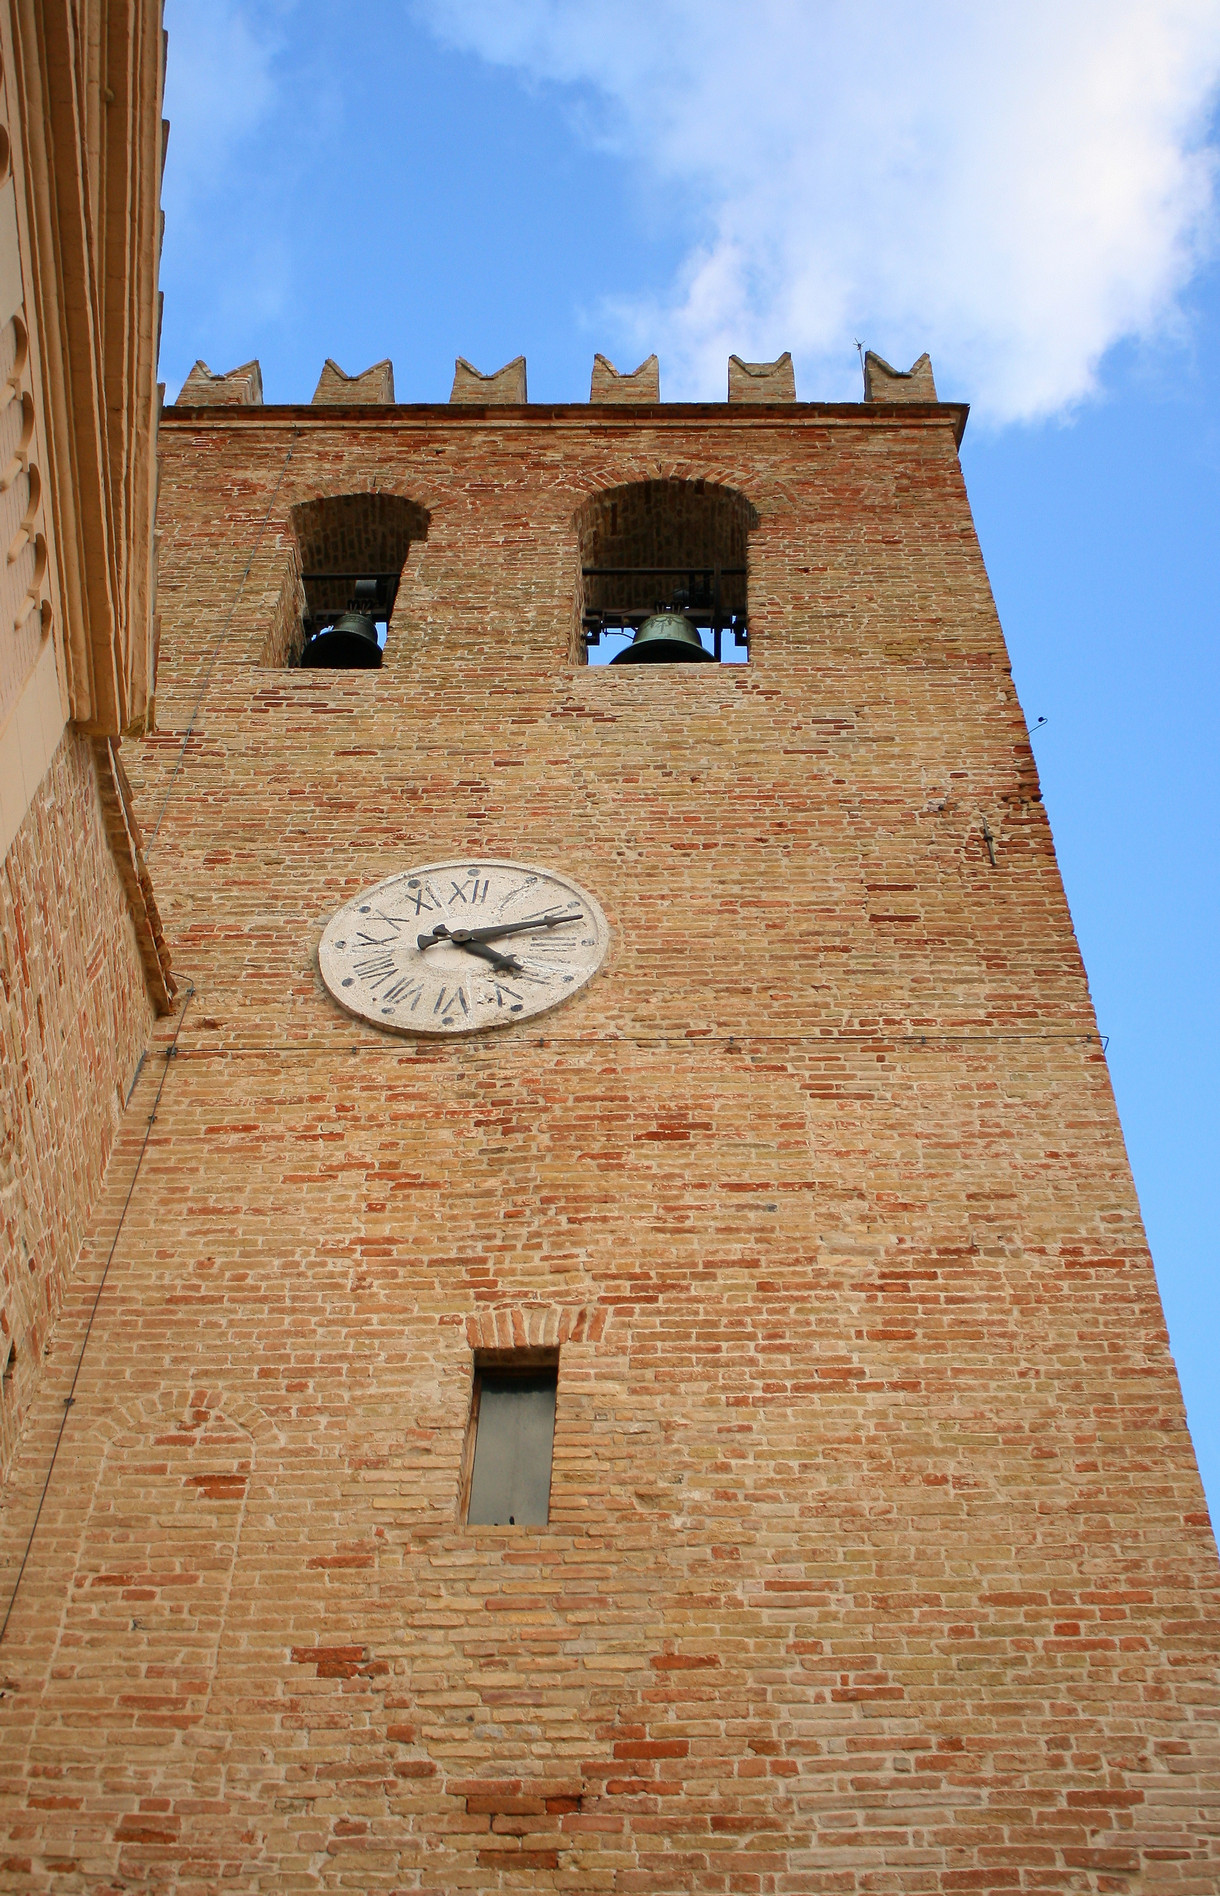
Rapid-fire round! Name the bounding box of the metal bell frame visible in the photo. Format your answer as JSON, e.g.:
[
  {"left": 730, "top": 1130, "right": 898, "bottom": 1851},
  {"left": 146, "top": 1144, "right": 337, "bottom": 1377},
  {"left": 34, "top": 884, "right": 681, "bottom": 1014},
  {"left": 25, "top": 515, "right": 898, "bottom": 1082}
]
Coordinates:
[
  {"left": 583, "top": 563, "right": 748, "bottom": 663},
  {"left": 299, "top": 571, "right": 400, "bottom": 670}
]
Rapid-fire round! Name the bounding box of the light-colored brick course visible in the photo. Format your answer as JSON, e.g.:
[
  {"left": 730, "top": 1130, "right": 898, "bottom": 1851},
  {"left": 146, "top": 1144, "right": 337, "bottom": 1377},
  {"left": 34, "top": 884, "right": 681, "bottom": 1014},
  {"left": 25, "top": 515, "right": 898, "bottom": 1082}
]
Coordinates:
[{"left": 0, "top": 396, "right": 1216, "bottom": 1893}]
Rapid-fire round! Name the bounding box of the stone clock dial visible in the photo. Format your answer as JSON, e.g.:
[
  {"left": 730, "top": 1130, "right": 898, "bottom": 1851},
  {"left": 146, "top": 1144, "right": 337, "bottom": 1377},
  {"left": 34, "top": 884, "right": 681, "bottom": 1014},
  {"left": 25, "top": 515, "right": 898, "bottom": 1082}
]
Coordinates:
[{"left": 319, "top": 858, "right": 610, "bottom": 1036}]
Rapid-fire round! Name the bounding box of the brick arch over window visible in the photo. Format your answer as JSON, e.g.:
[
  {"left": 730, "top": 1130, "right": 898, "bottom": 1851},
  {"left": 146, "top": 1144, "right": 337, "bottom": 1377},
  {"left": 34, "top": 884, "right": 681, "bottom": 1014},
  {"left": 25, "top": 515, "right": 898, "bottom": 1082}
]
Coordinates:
[
  {"left": 267, "top": 492, "right": 430, "bottom": 666},
  {"left": 290, "top": 491, "right": 429, "bottom": 575},
  {"left": 574, "top": 478, "right": 758, "bottom": 660}
]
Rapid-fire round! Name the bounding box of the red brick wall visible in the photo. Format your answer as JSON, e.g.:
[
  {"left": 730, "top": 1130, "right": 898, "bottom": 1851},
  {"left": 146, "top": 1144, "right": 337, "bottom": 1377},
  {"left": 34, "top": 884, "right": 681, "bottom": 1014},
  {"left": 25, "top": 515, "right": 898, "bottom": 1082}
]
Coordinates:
[
  {"left": 0, "top": 400, "right": 1215, "bottom": 1893},
  {"left": 0, "top": 732, "right": 153, "bottom": 1481}
]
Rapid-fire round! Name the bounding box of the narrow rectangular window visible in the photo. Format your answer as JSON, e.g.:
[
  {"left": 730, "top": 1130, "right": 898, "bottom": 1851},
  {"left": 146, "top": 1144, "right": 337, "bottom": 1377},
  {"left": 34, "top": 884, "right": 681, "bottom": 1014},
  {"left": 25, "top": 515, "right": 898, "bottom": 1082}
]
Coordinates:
[{"left": 463, "top": 1352, "right": 557, "bottom": 1527}]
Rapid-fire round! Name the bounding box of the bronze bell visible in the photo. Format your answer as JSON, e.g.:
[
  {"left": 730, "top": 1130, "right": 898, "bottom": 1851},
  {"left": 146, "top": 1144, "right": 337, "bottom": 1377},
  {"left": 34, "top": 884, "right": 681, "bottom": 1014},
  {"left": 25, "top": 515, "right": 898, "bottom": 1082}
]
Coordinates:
[
  {"left": 610, "top": 610, "right": 714, "bottom": 664},
  {"left": 301, "top": 611, "right": 383, "bottom": 669}
]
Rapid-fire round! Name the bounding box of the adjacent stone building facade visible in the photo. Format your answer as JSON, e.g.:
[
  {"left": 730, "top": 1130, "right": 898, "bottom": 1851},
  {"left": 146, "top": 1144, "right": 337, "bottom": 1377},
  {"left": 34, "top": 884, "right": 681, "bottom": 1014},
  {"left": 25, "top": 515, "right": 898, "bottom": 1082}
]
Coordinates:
[
  {"left": 0, "top": 321, "right": 1216, "bottom": 1891},
  {"left": 0, "top": 1, "right": 171, "bottom": 1484}
]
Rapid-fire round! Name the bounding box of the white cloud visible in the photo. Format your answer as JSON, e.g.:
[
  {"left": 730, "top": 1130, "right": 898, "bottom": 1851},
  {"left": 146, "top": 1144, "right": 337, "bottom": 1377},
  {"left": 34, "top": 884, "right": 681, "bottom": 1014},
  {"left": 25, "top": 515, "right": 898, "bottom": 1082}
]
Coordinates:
[{"left": 418, "top": 0, "right": 1220, "bottom": 420}]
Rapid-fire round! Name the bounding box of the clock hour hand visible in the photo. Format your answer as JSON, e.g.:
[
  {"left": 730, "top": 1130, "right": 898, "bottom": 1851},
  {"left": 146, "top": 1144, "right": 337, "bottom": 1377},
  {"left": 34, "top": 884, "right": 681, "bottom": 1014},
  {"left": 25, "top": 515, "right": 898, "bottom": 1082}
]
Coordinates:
[
  {"left": 416, "top": 911, "right": 580, "bottom": 951},
  {"left": 448, "top": 937, "right": 523, "bottom": 974}
]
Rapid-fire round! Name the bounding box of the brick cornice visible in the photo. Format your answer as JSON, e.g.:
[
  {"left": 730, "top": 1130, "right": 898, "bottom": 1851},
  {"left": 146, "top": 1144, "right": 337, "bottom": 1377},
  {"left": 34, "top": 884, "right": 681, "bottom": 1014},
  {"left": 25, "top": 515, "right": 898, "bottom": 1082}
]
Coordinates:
[{"left": 161, "top": 398, "right": 970, "bottom": 446}]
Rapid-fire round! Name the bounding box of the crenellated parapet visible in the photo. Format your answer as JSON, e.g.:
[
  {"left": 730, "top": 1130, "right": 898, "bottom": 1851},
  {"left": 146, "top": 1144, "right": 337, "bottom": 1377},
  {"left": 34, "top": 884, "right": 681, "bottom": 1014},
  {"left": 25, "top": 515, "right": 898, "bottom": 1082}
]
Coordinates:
[
  {"left": 450, "top": 355, "right": 528, "bottom": 404},
  {"left": 167, "top": 347, "right": 953, "bottom": 416},
  {"left": 863, "top": 349, "right": 938, "bottom": 402},
  {"left": 728, "top": 352, "right": 796, "bottom": 402},
  {"left": 311, "top": 357, "right": 394, "bottom": 404},
  {"left": 178, "top": 358, "right": 264, "bottom": 405},
  {"left": 590, "top": 354, "right": 660, "bottom": 403}
]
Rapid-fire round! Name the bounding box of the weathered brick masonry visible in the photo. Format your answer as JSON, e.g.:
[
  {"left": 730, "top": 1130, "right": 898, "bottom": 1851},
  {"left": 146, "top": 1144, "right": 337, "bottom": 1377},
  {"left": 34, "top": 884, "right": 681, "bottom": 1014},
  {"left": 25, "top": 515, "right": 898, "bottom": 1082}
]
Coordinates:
[
  {"left": 0, "top": 735, "right": 154, "bottom": 1475},
  {"left": 0, "top": 394, "right": 1217, "bottom": 1893},
  {"left": 0, "top": 0, "right": 170, "bottom": 1495}
]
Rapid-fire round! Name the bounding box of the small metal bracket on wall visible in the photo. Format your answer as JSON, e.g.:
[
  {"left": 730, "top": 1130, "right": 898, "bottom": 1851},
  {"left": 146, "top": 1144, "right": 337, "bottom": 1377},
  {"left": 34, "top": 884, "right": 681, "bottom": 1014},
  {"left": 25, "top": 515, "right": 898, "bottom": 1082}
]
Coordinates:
[{"left": 981, "top": 818, "right": 997, "bottom": 867}]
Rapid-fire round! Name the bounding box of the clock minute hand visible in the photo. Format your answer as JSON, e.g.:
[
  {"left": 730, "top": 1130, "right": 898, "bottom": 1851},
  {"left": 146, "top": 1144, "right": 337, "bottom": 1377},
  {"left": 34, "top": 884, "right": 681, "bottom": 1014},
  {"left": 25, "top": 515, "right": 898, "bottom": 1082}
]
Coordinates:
[
  {"left": 417, "top": 911, "right": 580, "bottom": 950},
  {"left": 458, "top": 910, "right": 583, "bottom": 945}
]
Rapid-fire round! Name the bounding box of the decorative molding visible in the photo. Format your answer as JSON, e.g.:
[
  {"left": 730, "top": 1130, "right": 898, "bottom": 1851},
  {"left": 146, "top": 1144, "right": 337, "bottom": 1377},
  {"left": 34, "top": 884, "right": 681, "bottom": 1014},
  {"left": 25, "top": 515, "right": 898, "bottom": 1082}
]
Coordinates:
[
  {"left": 1, "top": 1, "right": 165, "bottom": 737},
  {"left": 0, "top": 174, "right": 22, "bottom": 325},
  {"left": 0, "top": 625, "right": 64, "bottom": 860}
]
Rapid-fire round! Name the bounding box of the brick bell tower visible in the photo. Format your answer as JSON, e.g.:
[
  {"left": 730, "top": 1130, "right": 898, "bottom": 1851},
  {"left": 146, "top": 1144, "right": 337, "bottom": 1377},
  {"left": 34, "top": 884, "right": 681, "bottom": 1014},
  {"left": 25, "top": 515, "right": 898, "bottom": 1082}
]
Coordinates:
[{"left": 2, "top": 342, "right": 1218, "bottom": 1894}]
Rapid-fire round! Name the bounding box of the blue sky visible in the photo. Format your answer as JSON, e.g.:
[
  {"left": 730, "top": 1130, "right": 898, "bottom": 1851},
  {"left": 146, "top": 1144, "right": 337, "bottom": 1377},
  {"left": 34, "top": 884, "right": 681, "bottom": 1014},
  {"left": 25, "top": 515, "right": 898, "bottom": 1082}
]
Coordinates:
[{"left": 161, "top": 1, "right": 1220, "bottom": 1509}]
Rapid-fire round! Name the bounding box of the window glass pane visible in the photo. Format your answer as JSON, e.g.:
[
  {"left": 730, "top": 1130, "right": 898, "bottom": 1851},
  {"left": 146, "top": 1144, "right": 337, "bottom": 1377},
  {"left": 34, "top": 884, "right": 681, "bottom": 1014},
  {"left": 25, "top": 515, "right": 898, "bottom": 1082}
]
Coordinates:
[{"left": 466, "top": 1371, "right": 556, "bottom": 1526}]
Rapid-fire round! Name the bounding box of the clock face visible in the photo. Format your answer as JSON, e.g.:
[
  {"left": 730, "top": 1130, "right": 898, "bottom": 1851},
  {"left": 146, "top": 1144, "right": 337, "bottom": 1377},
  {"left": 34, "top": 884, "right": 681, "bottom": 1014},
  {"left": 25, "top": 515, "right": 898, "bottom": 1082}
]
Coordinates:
[{"left": 318, "top": 859, "right": 610, "bottom": 1036}]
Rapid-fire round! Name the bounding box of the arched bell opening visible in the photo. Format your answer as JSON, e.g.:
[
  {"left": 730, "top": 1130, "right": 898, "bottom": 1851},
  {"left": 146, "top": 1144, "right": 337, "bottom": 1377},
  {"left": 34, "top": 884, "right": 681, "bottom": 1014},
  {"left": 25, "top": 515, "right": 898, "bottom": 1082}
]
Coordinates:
[
  {"left": 284, "top": 492, "right": 429, "bottom": 669},
  {"left": 574, "top": 478, "right": 758, "bottom": 666}
]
